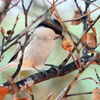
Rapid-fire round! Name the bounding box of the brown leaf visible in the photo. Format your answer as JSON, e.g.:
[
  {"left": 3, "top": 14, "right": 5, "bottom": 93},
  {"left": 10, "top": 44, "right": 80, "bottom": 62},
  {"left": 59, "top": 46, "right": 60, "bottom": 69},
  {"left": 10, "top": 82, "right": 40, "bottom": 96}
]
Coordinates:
[
  {"left": 81, "top": 32, "right": 97, "bottom": 54},
  {"left": 71, "top": 10, "right": 82, "bottom": 25},
  {"left": 92, "top": 88, "right": 100, "bottom": 100},
  {"left": 7, "top": 30, "right": 12, "bottom": 35},
  {"left": 61, "top": 38, "right": 72, "bottom": 51},
  {"left": 1, "top": 27, "right": 5, "bottom": 36}
]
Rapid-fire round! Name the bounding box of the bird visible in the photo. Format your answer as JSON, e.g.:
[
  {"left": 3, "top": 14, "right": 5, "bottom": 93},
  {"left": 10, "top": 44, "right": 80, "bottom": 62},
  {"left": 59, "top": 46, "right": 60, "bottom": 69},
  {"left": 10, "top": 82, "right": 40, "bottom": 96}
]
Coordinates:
[{"left": 0, "top": 19, "right": 63, "bottom": 72}]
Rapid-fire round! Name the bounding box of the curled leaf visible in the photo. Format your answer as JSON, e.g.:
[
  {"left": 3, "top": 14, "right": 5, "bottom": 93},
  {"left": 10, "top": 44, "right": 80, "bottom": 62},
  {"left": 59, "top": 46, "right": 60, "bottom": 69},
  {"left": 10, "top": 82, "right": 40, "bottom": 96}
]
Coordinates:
[
  {"left": 7, "top": 30, "right": 12, "bottom": 35},
  {"left": 81, "top": 32, "right": 97, "bottom": 54},
  {"left": 71, "top": 10, "right": 82, "bottom": 25},
  {"left": 61, "top": 38, "right": 72, "bottom": 51}
]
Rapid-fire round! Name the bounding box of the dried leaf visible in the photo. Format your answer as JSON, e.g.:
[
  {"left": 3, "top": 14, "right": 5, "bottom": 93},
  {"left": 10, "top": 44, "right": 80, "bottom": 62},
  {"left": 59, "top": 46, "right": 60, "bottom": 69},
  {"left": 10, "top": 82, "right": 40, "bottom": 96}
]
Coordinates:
[
  {"left": 71, "top": 10, "right": 82, "bottom": 25},
  {"left": 92, "top": 88, "right": 100, "bottom": 100},
  {"left": 81, "top": 32, "right": 97, "bottom": 54},
  {"left": 7, "top": 30, "right": 12, "bottom": 35},
  {"left": 61, "top": 38, "right": 72, "bottom": 51},
  {"left": 1, "top": 27, "right": 5, "bottom": 36}
]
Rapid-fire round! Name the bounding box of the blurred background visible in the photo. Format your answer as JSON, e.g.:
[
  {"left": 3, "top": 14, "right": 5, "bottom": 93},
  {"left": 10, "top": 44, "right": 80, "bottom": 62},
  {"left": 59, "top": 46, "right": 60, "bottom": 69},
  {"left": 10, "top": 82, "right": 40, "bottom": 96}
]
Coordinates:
[{"left": 0, "top": 0, "right": 100, "bottom": 100}]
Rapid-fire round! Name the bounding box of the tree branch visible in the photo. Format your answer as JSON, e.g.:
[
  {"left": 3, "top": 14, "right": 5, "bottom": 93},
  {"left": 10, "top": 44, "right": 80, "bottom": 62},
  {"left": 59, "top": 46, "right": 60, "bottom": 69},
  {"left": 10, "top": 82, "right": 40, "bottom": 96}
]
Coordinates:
[
  {"left": 0, "top": 0, "right": 12, "bottom": 24},
  {"left": 1, "top": 54, "right": 99, "bottom": 95}
]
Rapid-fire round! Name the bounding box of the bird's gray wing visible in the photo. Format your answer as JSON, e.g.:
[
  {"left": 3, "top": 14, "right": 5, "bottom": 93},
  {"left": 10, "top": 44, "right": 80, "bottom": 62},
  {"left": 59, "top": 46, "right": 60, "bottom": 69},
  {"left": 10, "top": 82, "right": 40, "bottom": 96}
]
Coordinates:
[
  {"left": 9, "top": 30, "right": 35, "bottom": 63},
  {"left": 8, "top": 45, "right": 21, "bottom": 63}
]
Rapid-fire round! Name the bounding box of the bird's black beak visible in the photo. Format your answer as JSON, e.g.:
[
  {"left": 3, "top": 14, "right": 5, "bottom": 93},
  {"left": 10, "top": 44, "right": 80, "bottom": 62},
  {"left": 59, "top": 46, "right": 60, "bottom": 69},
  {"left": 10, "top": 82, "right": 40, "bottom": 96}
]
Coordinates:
[
  {"left": 54, "top": 34, "right": 64, "bottom": 40},
  {"left": 59, "top": 34, "right": 64, "bottom": 40}
]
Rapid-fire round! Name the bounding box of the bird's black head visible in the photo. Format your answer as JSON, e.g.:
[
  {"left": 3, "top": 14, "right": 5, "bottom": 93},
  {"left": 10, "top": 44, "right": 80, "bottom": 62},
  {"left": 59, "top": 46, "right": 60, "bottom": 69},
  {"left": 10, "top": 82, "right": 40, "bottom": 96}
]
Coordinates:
[{"left": 36, "top": 19, "right": 63, "bottom": 38}]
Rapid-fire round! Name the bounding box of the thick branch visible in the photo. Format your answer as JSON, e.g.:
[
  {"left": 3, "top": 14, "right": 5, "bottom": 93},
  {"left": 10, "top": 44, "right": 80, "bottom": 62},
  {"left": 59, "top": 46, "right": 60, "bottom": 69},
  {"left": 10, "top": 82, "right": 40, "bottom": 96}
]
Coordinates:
[
  {"left": 6, "top": 59, "right": 78, "bottom": 93},
  {"left": 4, "top": 54, "right": 99, "bottom": 93}
]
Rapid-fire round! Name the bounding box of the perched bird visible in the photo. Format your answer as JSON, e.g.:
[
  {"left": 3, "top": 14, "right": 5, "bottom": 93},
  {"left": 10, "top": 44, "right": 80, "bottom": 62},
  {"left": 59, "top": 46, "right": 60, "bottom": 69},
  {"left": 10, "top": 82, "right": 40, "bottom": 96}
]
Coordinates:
[{"left": 0, "top": 19, "right": 63, "bottom": 72}]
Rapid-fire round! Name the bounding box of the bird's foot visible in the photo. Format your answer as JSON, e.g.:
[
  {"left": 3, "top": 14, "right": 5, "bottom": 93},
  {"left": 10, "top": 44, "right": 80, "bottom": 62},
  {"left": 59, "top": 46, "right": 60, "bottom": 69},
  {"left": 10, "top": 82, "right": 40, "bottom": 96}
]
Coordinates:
[
  {"left": 33, "top": 66, "right": 47, "bottom": 77},
  {"left": 45, "top": 64, "right": 59, "bottom": 73}
]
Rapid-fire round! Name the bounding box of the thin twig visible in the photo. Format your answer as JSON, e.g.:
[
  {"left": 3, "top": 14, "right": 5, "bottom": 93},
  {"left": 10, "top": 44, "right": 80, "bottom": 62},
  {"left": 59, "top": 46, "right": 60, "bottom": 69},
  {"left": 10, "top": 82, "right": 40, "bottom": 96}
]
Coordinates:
[
  {"left": 94, "top": 68, "right": 100, "bottom": 82},
  {"left": 8, "top": 0, "right": 21, "bottom": 11},
  {"left": 0, "top": 0, "right": 12, "bottom": 24},
  {"left": 63, "top": 8, "right": 99, "bottom": 23},
  {"left": 74, "top": 0, "right": 83, "bottom": 15},
  {"left": 82, "top": 0, "right": 100, "bottom": 9},
  {"left": 0, "top": 53, "right": 99, "bottom": 99},
  {"left": 77, "top": 77, "right": 100, "bottom": 85},
  {"left": 47, "top": 0, "right": 79, "bottom": 68},
  {"left": 9, "top": 42, "right": 25, "bottom": 82},
  {"left": 65, "top": 91, "right": 92, "bottom": 97},
  {"left": 0, "top": 0, "right": 68, "bottom": 54},
  {"left": 22, "top": 0, "right": 33, "bottom": 27},
  {"left": 56, "top": 55, "right": 97, "bottom": 100},
  {"left": 0, "top": 8, "right": 51, "bottom": 52},
  {"left": 7, "top": 0, "right": 34, "bottom": 82},
  {"left": 59, "top": 14, "right": 100, "bottom": 68},
  {"left": 0, "top": 14, "right": 19, "bottom": 62}
]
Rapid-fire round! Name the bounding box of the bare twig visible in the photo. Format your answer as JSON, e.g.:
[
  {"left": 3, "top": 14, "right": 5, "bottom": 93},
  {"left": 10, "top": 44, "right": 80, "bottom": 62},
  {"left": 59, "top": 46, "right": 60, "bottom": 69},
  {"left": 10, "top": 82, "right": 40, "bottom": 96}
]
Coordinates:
[
  {"left": 8, "top": 14, "right": 19, "bottom": 40},
  {"left": 82, "top": 0, "right": 100, "bottom": 9},
  {"left": 59, "top": 15, "right": 100, "bottom": 68},
  {"left": 9, "top": 0, "right": 34, "bottom": 83},
  {"left": 63, "top": 8, "right": 99, "bottom": 23},
  {"left": 8, "top": 0, "right": 21, "bottom": 11},
  {"left": 8, "top": 42, "right": 25, "bottom": 82},
  {"left": 0, "top": 0, "right": 12, "bottom": 24},
  {"left": 77, "top": 77, "right": 100, "bottom": 85},
  {"left": 65, "top": 91, "right": 92, "bottom": 97},
  {"left": 0, "top": 53, "right": 99, "bottom": 99},
  {"left": 74, "top": 0, "right": 83, "bottom": 15},
  {"left": 4, "top": 55, "right": 96, "bottom": 91},
  {"left": 0, "top": 7, "right": 51, "bottom": 52},
  {"left": 56, "top": 55, "right": 97, "bottom": 100},
  {"left": 0, "top": 0, "right": 69, "bottom": 58},
  {"left": 47, "top": 0, "right": 80, "bottom": 69},
  {"left": 94, "top": 68, "right": 100, "bottom": 82},
  {"left": 4, "top": 0, "right": 34, "bottom": 84},
  {"left": 22, "top": 0, "right": 33, "bottom": 27},
  {"left": 0, "top": 14, "right": 19, "bottom": 62}
]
